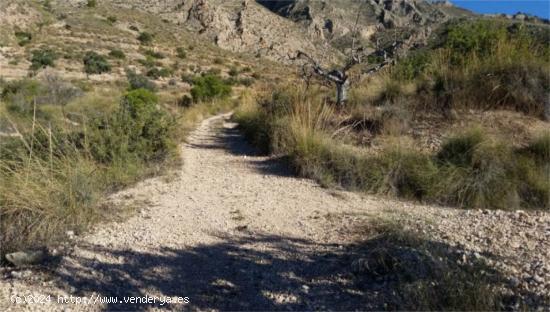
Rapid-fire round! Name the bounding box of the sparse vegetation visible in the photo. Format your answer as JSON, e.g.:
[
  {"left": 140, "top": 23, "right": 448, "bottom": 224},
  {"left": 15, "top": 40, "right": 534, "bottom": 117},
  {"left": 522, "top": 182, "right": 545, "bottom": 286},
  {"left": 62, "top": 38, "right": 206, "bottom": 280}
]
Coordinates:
[
  {"left": 228, "top": 66, "right": 239, "bottom": 77},
  {"left": 86, "top": 0, "right": 97, "bottom": 8},
  {"left": 137, "top": 32, "right": 153, "bottom": 45},
  {"left": 146, "top": 67, "right": 171, "bottom": 79},
  {"left": 108, "top": 49, "right": 126, "bottom": 59},
  {"left": 176, "top": 47, "right": 187, "bottom": 59},
  {"left": 83, "top": 51, "right": 111, "bottom": 75},
  {"left": 29, "top": 48, "right": 57, "bottom": 71},
  {"left": 358, "top": 220, "right": 504, "bottom": 310},
  {"left": 14, "top": 31, "right": 32, "bottom": 46},
  {"left": 235, "top": 85, "right": 549, "bottom": 210},
  {"left": 0, "top": 79, "right": 177, "bottom": 255},
  {"left": 106, "top": 16, "right": 117, "bottom": 24},
  {"left": 126, "top": 68, "right": 156, "bottom": 92},
  {"left": 390, "top": 20, "right": 550, "bottom": 119},
  {"left": 144, "top": 49, "right": 165, "bottom": 59},
  {"left": 190, "top": 75, "right": 232, "bottom": 102}
]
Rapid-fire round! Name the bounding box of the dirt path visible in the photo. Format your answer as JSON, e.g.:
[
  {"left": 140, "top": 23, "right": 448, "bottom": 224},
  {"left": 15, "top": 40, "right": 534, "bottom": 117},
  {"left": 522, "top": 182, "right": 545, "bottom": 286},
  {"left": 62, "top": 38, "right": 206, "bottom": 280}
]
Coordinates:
[{"left": 1, "top": 114, "right": 549, "bottom": 311}]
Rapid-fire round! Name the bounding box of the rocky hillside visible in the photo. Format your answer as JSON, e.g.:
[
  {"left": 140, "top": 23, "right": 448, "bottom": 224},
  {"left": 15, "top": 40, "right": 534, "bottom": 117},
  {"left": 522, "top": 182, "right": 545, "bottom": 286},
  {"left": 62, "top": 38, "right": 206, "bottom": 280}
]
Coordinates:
[{"left": 54, "top": 0, "right": 475, "bottom": 66}]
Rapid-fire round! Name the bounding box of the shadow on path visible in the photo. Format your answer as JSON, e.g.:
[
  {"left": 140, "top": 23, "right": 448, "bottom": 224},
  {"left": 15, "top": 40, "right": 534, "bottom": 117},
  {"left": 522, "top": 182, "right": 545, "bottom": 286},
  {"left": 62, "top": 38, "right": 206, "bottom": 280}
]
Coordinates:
[
  {"left": 188, "top": 120, "right": 296, "bottom": 178},
  {"left": 55, "top": 233, "right": 369, "bottom": 311}
]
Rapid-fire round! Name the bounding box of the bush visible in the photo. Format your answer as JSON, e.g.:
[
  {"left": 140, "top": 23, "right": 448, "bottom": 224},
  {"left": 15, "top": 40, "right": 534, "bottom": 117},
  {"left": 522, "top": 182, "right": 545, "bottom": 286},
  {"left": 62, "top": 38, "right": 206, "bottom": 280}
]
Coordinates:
[
  {"left": 30, "top": 48, "right": 57, "bottom": 71},
  {"left": 87, "top": 0, "right": 96, "bottom": 7},
  {"left": 206, "top": 68, "right": 221, "bottom": 76},
  {"left": 126, "top": 68, "right": 156, "bottom": 92},
  {"left": 0, "top": 87, "right": 176, "bottom": 256},
  {"left": 146, "top": 67, "right": 171, "bottom": 79},
  {"left": 41, "top": 72, "right": 83, "bottom": 106},
  {"left": 236, "top": 86, "right": 550, "bottom": 210},
  {"left": 177, "top": 95, "right": 193, "bottom": 108},
  {"left": 181, "top": 73, "right": 195, "bottom": 84},
  {"left": 14, "top": 31, "right": 32, "bottom": 46},
  {"left": 109, "top": 49, "right": 126, "bottom": 59},
  {"left": 1, "top": 79, "right": 42, "bottom": 113},
  {"left": 83, "top": 51, "right": 111, "bottom": 75},
  {"left": 144, "top": 50, "right": 165, "bottom": 59},
  {"left": 106, "top": 16, "right": 117, "bottom": 24},
  {"left": 190, "top": 75, "right": 231, "bottom": 102},
  {"left": 176, "top": 47, "right": 187, "bottom": 59},
  {"left": 90, "top": 89, "right": 175, "bottom": 162},
  {"left": 138, "top": 56, "right": 159, "bottom": 68},
  {"left": 228, "top": 66, "right": 239, "bottom": 77},
  {"left": 137, "top": 32, "right": 153, "bottom": 45}
]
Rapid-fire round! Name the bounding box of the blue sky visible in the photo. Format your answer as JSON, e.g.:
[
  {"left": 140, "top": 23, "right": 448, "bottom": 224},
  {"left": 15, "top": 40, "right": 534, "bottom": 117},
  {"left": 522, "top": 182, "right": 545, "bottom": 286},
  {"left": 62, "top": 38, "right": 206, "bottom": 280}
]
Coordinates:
[{"left": 451, "top": 1, "right": 550, "bottom": 19}]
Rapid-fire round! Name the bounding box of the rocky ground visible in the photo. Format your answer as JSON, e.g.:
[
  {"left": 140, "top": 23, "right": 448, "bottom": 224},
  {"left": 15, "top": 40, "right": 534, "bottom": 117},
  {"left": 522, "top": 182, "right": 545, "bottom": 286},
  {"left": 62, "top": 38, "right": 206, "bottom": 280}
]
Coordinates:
[{"left": 0, "top": 114, "right": 548, "bottom": 311}]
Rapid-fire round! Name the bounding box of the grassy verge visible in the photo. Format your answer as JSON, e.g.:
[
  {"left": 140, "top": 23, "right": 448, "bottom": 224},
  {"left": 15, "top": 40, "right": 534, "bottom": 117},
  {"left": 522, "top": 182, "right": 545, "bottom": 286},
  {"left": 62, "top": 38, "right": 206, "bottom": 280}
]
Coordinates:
[
  {"left": 234, "top": 86, "right": 549, "bottom": 210},
  {"left": 356, "top": 218, "right": 505, "bottom": 310},
  {"left": 0, "top": 76, "right": 237, "bottom": 257}
]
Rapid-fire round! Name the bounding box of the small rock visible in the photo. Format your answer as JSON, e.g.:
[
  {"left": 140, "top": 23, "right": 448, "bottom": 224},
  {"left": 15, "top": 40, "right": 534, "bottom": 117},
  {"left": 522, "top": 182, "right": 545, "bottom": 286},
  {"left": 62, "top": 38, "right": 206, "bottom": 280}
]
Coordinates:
[
  {"left": 5, "top": 250, "right": 46, "bottom": 267},
  {"left": 509, "top": 277, "right": 520, "bottom": 288},
  {"left": 10, "top": 270, "right": 32, "bottom": 279}
]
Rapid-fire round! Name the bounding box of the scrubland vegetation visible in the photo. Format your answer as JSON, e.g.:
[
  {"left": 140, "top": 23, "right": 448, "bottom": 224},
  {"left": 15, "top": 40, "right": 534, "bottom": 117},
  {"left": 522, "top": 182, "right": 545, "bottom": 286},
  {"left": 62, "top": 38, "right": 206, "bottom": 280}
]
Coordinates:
[
  {"left": 358, "top": 219, "right": 503, "bottom": 310},
  {"left": 236, "top": 20, "right": 549, "bottom": 211},
  {"left": 0, "top": 71, "right": 237, "bottom": 256}
]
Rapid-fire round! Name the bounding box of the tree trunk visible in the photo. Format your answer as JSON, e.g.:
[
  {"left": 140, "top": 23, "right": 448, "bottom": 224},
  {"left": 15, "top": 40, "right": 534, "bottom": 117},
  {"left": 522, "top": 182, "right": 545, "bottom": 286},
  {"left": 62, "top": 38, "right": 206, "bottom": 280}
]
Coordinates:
[{"left": 336, "top": 79, "right": 350, "bottom": 106}]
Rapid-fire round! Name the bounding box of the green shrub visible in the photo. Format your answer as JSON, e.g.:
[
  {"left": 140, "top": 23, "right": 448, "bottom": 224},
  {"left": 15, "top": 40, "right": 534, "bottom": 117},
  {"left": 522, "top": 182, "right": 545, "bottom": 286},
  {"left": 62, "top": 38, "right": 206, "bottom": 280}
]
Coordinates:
[
  {"left": 30, "top": 48, "right": 57, "bottom": 71},
  {"left": 109, "top": 49, "right": 126, "bottom": 59},
  {"left": 138, "top": 56, "right": 162, "bottom": 68},
  {"left": 177, "top": 95, "right": 193, "bottom": 108},
  {"left": 206, "top": 68, "right": 221, "bottom": 76},
  {"left": 89, "top": 89, "right": 175, "bottom": 163},
  {"left": 106, "top": 16, "right": 117, "bottom": 24},
  {"left": 144, "top": 50, "right": 165, "bottom": 59},
  {"left": 239, "top": 77, "right": 255, "bottom": 86},
  {"left": 190, "top": 75, "right": 231, "bottom": 102},
  {"left": 87, "top": 0, "right": 97, "bottom": 8},
  {"left": 228, "top": 66, "right": 239, "bottom": 77},
  {"left": 137, "top": 32, "right": 153, "bottom": 45},
  {"left": 176, "top": 47, "right": 187, "bottom": 59},
  {"left": 389, "top": 19, "right": 549, "bottom": 119},
  {"left": 0, "top": 87, "right": 177, "bottom": 256},
  {"left": 83, "top": 51, "right": 111, "bottom": 75},
  {"left": 181, "top": 73, "right": 195, "bottom": 84},
  {"left": 126, "top": 68, "right": 156, "bottom": 92},
  {"left": 146, "top": 67, "right": 171, "bottom": 79},
  {"left": 14, "top": 31, "right": 32, "bottom": 46}
]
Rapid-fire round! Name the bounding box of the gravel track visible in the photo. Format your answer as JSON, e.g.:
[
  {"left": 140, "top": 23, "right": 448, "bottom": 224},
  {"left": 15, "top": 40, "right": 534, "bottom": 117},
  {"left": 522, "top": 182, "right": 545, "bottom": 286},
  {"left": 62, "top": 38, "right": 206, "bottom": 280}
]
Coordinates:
[{"left": 1, "top": 114, "right": 548, "bottom": 311}]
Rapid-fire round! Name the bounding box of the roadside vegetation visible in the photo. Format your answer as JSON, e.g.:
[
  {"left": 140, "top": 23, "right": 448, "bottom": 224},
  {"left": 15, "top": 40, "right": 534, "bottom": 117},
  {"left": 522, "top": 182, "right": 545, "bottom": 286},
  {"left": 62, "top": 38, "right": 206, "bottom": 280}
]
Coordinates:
[
  {"left": 356, "top": 218, "right": 506, "bottom": 310},
  {"left": 235, "top": 20, "right": 550, "bottom": 211},
  {"left": 0, "top": 69, "right": 236, "bottom": 257}
]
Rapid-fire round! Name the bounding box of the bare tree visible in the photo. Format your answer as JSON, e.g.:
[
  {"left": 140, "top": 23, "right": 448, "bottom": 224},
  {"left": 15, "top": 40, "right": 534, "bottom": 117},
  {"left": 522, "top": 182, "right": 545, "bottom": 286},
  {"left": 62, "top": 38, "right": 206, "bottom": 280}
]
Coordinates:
[{"left": 293, "top": 4, "right": 405, "bottom": 106}]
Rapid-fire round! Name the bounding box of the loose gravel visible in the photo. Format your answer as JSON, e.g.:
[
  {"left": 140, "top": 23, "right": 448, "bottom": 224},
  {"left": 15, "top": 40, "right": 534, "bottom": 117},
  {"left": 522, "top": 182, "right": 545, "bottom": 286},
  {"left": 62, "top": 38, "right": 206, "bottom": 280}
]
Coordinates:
[{"left": 1, "top": 114, "right": 548, "bottom": 311}]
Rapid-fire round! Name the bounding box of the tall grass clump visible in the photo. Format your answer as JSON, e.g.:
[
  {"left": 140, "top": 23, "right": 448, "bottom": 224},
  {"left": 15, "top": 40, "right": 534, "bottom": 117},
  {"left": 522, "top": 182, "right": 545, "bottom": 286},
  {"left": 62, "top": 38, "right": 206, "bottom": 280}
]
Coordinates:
[
  {"left": 236, "top": 85, "right": 549, "bottom": 210},
  {"left": 0, "top": 83, "right": 177, "bottom": 256}
]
